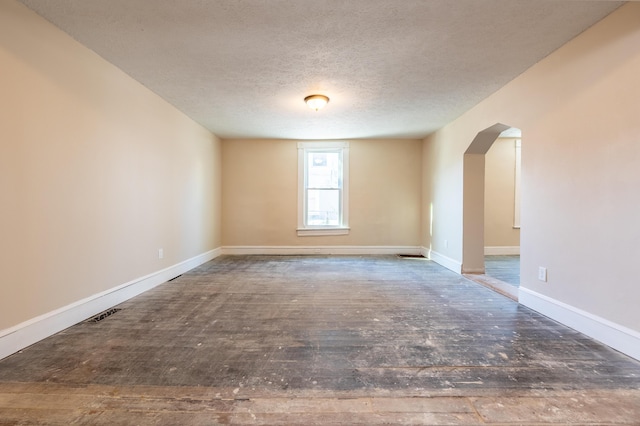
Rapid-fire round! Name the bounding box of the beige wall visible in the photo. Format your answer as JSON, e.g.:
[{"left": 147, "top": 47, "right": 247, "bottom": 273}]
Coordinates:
[
  {"left": 0, "top": 1, "right": 221, "bottom": 330},
  {"left": 222, "top": 139, "right": 422, "bottom": 247},
  {"left": 485, "top": 138, "right": 520, "bottom": 247},
  {"left": 422, "top": 125, "right": 463, "bottom": 263},
  {"left": 423, "top": 3, "right": 640, "bottom": 331}
]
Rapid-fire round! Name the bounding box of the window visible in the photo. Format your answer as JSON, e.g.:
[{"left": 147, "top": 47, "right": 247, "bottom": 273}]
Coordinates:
[
  {"left": 297, "top": 142, "right": 349, "bottom": 236},
  {"left": 514, "top": 139, "right": 521, "bottom": 229}
]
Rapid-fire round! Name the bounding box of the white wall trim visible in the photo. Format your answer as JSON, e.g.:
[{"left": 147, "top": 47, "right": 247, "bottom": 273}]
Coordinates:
[
  {"left": 520, "top": 287, "right": 640, "bottom": 361},
  {"left": 0, "top": 248, "right": 222, "bottom": 361},
  {"left": 422, "top": 247, "right": 462, "bottom": 274},
  {"left": 462, "top": 267, "right": 485, "bottom": 274},
  {"left": 222, "top": 246, "right": 421, "bottom": 256},
  {"left": 484, "top": 246, "right": 520, "bottom": 255}
]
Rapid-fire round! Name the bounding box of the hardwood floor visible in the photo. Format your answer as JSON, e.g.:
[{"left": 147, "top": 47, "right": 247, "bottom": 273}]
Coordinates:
[
  {"left": 1, "top": 255, "right": 639, "bottom": 425},
  {"left": 484, "top": 255, "right": 520, "bottom": 287}
]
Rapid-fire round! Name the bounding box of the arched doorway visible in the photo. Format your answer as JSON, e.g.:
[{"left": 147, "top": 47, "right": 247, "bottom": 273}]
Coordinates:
[{"left": 462, "top": 123, "right": 521, "bottom": 298}]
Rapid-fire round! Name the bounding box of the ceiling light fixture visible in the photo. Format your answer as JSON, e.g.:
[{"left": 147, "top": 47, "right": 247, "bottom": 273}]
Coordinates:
[{"left": 304, "top": 94, "right": 329, "bottom": 111}]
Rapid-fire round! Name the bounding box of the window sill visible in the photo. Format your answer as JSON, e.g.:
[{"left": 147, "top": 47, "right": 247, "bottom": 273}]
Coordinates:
[{"left": 297, "top": 227, "right": 350, "bottom": 237}]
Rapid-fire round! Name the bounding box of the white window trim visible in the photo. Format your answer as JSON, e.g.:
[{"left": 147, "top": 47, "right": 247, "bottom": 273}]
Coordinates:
[
  {"left": 514, "top": 139, "right": 521, "bottom": 229},
  {"left": 297, "top": 141, "right": 350, "bottom": 237}
]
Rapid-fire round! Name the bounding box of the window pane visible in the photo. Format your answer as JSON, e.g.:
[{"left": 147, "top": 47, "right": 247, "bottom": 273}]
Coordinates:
[
  {"left": 306, "top": 189, "right": 340, "bottom": 225},
  {"left": 307, "top": 152, "right": 341, "bottom": 188}
]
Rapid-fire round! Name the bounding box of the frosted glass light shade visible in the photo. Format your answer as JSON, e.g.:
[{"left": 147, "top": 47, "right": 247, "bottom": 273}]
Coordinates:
[{"left": 304, "top": 94, "right": 329, "bottom": 111}]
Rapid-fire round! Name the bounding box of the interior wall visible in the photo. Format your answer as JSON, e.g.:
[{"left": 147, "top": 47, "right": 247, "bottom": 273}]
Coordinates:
[
  {"left": 0, "top": 0, "right": 222, "bottom": 331},
  {"left": 422, "top": 2, "right": 640, "bottom": 334},
  {"left": 485, "top": 138, "right": 520, "bottom": 248},
  {"left": 222, "top": 139, "right": 422, "bottom": 247},
  {"left": 422, "top": 125, "right": 464, "bottom": 269}
]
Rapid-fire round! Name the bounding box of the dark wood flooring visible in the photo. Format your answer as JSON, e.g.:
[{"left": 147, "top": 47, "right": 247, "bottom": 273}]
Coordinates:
[
  {"left": 0, "top": 255, "right": 639, "bottom": 425},
  {"left": 484, "top": 255, "right": 520, "bottom": 287}
]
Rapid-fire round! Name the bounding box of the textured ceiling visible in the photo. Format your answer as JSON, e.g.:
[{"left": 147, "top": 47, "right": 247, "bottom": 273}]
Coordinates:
[{"left": 18, "top": 0, "right": 623, "bottom": 140}]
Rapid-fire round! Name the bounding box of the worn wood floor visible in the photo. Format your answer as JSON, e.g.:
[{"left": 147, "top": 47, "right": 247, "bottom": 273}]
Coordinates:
[
  {"left": 1, "top": 255, "right": 639, "bottom": 425},
  {"left": 484, "top": 256, "right": 520, "bottom": 287}
]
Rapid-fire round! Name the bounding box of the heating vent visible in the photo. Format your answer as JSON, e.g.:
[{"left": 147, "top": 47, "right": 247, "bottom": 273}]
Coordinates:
[
  {"left": 88, "top": 308, "right": 121, "bottom": 323},
  {"left": 397, "top": 254, "right": 426, "bottom": 259},
  {"left": 168, "top": 274, "right": 183, "bottom": 282}
]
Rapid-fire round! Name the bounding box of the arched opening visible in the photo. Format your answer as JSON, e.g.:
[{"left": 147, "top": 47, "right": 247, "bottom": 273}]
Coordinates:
[{"left": 462, "top": 123, "right": 521, "bottom": 299}]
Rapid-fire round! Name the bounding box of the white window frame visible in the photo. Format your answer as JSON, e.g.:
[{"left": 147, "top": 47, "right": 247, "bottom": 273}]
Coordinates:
[
  {"left": 514, "top": 139, "right": 521, "bottom": 229},
  {"left": 297, "top": 141, "right": 350, "bottom": 236}
]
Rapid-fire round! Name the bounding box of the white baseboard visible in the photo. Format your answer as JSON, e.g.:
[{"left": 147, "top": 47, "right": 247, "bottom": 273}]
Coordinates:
[
  {"left": 462, "top": 267, "right": 485, "bottom": 274},
  {"left": 484, "top": 246, "right": 520, "bottom": 255},
  {"left": 0, "top": 248, "right": 222, "bottom": 361},
  {"left": 221, "top": 246, "right": 422, "bottom": 256},
  {"left": 422, "top": 248, "right": 462, "bottom": 274},
  {"left": 519, "top": 287, "right": 640, "bottom": 361}
]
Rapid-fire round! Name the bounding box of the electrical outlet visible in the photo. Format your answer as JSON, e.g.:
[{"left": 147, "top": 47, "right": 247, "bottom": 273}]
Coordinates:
[
  {"left": 444, "top": 239, "right": 448, "bottom": 248},
  {"left": 158, "top": 248, "right": 164, "bottom": 259},
  {"left": 538, "top": 266, "right": 547, "bottom": 282}
]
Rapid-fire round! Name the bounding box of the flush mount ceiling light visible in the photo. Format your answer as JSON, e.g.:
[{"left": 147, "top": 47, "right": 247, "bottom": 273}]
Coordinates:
[{"left": 304, "top": 94, "right": 329, "bottom": 111}]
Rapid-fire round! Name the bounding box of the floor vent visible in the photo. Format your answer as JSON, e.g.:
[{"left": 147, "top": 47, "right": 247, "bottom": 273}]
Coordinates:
[
  {"left": 168, "top": 274, "right": 183, "bottom": 282},
  {"left": 397, "top": 254, "right": 426, "bottom": 259},
  {"left": 88, "top": 308, "right": 121, "bottom": 323}
]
